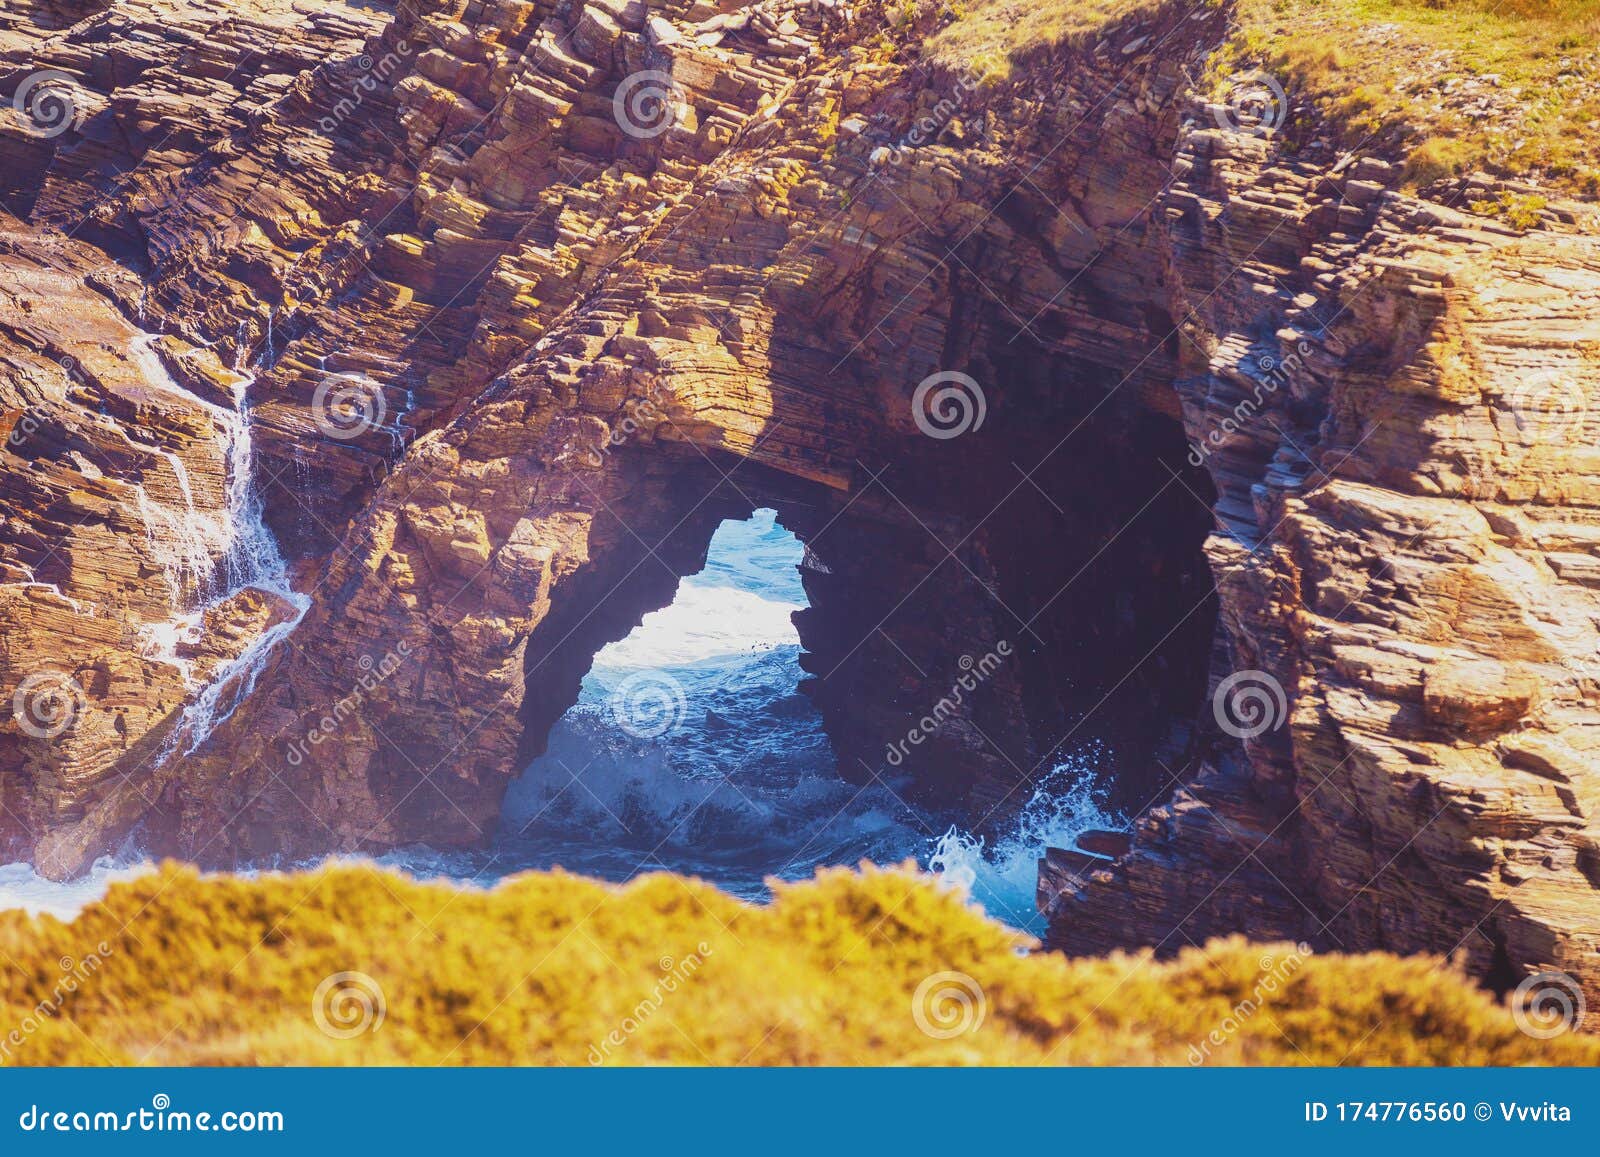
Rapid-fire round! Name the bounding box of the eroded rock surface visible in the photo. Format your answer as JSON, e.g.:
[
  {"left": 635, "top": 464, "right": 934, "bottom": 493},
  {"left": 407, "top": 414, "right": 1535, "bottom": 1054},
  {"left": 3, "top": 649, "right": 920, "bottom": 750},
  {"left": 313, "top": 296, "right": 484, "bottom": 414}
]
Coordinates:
[
  {"left": 0, "top": 0, "right": 1594, "bottom": 1012},
  {"left": 1046, "top": 131, "right": 1600, "bottom": 1011}
]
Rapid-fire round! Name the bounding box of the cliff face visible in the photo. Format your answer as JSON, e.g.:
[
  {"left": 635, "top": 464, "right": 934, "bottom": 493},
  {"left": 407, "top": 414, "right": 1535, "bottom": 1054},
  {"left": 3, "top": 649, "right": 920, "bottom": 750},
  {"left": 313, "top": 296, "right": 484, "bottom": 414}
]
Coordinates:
[
  {"left": 1047, "top": 124, "right": 1600, "bottom": 1014},
  {"left": 0, "top": 0, "right": 1595, "bottom": 1010}
]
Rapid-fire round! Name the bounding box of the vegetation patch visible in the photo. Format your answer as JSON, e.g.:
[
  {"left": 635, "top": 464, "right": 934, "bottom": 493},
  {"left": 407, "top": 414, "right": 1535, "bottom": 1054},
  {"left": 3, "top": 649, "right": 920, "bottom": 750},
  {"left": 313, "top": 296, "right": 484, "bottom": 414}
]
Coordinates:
[
  {"left": 1, "top": 863, "right": 1594, "bottom": 1066},
  {"left": 924, "top": 0, "right": 1165, "bottom": 80},
  {"left": 1228, "top": 0, "right": 1600, "bottom": 191},
  {"left": 917, "top": 0, "right": 1600, "bottom": 192}
]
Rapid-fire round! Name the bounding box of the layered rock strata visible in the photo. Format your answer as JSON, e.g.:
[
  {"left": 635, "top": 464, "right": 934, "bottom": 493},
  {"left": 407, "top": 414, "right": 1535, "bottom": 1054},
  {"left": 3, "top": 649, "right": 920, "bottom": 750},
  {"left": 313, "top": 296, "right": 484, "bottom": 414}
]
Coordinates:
[{"left": 0, "top": 0, "right": 1594, "bottom": 1012}]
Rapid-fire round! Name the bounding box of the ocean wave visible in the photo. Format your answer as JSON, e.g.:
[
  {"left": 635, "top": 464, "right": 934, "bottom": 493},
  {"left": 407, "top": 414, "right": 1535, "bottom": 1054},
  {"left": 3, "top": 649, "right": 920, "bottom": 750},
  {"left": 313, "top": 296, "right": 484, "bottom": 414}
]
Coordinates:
[
  {"left": 0, "top": 511, "right": 1116, "bottom": 935},
  {"left": 927, "top": 754, "right": 1118, "bottom": 934},
  {"left": 592, "top": 581, "right": 803, "bottom": 670},
  {"left": 0, "top": 857, "right": 155, "bottom": 920}
]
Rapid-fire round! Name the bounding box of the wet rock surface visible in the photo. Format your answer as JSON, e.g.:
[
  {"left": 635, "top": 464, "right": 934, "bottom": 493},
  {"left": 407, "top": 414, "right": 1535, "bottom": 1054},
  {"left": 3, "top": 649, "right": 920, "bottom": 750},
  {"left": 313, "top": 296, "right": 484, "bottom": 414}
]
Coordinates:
[{"left": 0, "top": 0, "right": 1594, "bottom": 1013}]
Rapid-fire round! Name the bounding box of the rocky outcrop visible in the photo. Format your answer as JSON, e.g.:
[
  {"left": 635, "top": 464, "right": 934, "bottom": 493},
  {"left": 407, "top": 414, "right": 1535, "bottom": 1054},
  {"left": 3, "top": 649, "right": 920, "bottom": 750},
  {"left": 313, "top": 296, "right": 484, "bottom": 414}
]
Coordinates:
[
  {"left": 0, "top": 0, "right": 1594, "bottom": 1015},
  {"left": 1044, "top": 130, "right": 1600, "bottom": 1011}
]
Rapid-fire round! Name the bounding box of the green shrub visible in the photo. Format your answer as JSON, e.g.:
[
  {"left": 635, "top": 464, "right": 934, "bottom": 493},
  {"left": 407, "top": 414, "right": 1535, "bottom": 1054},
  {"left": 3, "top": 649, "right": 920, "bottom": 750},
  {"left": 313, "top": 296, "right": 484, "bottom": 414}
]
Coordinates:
[{"left": 1, "top": 863, "right": 1594, "bottom": 1066}]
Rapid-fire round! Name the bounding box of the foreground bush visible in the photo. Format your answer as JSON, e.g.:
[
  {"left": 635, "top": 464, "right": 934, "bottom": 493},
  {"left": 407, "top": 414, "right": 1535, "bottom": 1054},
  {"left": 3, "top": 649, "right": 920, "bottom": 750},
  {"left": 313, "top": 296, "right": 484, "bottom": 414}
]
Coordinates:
[{"left": 0, "top": 863, "right": 1592, "bottom": 1065}]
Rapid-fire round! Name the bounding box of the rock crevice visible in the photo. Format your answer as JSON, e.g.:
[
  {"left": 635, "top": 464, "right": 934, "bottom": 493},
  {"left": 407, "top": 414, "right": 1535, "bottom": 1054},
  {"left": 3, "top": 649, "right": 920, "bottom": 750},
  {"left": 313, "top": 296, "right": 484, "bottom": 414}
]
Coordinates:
[{"left": 0, "top": 0, "right": 1595, "bottom": 1012}]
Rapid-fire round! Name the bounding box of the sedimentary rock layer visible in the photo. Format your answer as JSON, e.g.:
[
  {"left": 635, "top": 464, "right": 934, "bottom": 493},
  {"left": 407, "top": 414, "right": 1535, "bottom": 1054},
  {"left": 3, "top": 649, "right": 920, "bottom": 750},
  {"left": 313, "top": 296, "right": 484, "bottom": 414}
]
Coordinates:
[{"left": 0, "top": 0, "right": 1594, "bottom": 1014}]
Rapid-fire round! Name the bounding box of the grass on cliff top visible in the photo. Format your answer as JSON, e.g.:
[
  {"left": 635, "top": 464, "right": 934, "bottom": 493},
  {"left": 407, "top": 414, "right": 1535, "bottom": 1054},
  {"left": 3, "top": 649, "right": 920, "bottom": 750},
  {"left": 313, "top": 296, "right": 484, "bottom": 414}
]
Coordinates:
[
  {"left": 1228, "top": 0, "right": 1600, "bottom": 192},
  {"left": 922, "top": 0, "right": 1600, "bottom": 193},
  {"left": 1, "top": 862, "right": 1595, "bottom": 1066},
  {"left": 922, "top": 0, "right": 1162, "bottom": 80}
]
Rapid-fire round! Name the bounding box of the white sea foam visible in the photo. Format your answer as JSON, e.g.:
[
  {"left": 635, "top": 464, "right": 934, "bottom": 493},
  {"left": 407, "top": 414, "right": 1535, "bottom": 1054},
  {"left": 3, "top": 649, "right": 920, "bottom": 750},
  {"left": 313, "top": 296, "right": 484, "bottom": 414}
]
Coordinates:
[
  {"left": 135, "top": 609, "right": 206, "bottom": 686},
  {"left": 593, "top": 579, "right": 802, "bottom": 670},
  {"left": 0, "top": 758, "right": 1117, "bottom": 930},
  {"left": 0, "top": 858, "right": 154, "bottom": 920},
  {"left": 0, "top": 509, "right": 1117, "bottom": 936},
  {"left": 123, "top": 333, "right": 310, "bottom": 753},
  {"left": 928, "top": 755, "right": 1118, "bottom": 934}
]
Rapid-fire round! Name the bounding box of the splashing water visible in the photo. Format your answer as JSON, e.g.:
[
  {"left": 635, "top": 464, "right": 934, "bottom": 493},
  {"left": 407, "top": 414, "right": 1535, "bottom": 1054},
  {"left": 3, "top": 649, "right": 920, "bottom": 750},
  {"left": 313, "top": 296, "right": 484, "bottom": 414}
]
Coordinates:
[
  {"left": 0, "top": 858, "right": 154, "bottom": 919},
  {"left": 175, "top": 589, "right": 309, "bottom": 754},
  {"left": 495, "top": 510, "right": 923, "bottom": 898},
  {"left": 124, "top": 332, "right": 310, "bottom": 751},
  {"left": 126, "top": 338, "right": 233, "bottom": 608},
  {"left": 2, "top": 510, "right": 1120, "bottom": 934},
  {"left": 927, "top": 755, "right": 1119, "bottom": 934},
  {"left": 171, "top": 350, "right": 312, "bottom": 752},
  {"left": 216, "top": 365, "right": 290, "bottom": 593},
  {"left": 135, "top": 609, "right": 206, "bottom": 685}
]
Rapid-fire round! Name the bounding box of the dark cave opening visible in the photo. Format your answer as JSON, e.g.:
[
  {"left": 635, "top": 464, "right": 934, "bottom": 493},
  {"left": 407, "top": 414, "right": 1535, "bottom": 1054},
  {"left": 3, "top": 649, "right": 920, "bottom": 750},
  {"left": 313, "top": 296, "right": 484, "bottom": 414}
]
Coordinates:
[
  {"left": 776, "top": 359, "right": 1219, "bottom": 832},
  {"left": 501, "top": 505, "right": 931, "bottom": 901},
  {"left": 981, "top": 388, "right": 1220, "bottom": 817},
  {"left": 494, "top": 342, "right": 1218, "bottom": 915}
]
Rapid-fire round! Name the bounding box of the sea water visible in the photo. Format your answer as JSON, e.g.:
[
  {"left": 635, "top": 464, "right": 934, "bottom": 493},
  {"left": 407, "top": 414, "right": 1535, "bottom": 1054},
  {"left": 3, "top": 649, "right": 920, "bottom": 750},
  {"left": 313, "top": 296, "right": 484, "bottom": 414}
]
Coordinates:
[{"left": 0, "top": 511, "right": 1117, "bottom": 933}]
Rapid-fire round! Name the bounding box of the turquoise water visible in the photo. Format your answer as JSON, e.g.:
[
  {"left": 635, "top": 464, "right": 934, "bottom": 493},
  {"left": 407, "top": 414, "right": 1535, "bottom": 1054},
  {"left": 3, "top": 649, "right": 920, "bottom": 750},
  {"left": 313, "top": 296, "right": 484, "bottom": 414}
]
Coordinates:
[
  {"left": 486, "top": 508, "right": 1118, "bottom": 931},
  {"left": 495, "top": 509, "right": 930, "bottom": 900},
  {"left": 0, "top": 510, "right": 1117, "bottom": 932}
]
